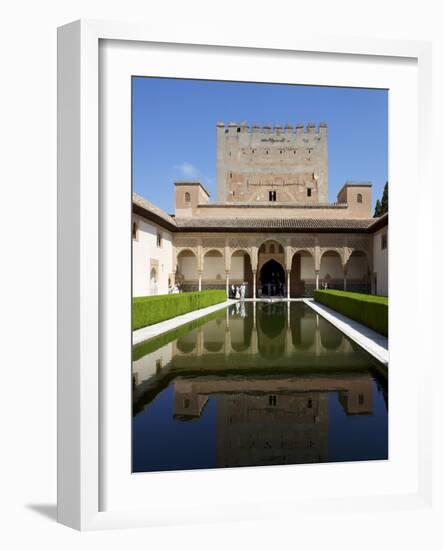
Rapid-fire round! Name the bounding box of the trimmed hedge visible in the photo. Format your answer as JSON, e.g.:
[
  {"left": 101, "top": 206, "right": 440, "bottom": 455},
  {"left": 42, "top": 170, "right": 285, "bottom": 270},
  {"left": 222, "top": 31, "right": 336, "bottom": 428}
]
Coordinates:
[
  {"left": 133, "top": 290, "right": 226, "bottom": 330},
  {"left": 314, "top": 290, "right": 388, "bottom": 336}
]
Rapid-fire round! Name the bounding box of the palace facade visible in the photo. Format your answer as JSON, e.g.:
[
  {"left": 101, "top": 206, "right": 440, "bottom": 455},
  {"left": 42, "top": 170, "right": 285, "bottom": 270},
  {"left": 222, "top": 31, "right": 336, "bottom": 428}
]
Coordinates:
[{"left": 132, "top": 122, "right": 388, "bottom": 298}]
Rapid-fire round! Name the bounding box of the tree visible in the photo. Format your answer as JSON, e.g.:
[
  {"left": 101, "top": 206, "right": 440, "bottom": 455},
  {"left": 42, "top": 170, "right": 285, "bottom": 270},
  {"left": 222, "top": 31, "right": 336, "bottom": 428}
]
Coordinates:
[{"left": 374, "top": 181, "right": 388, "bottom": 217}]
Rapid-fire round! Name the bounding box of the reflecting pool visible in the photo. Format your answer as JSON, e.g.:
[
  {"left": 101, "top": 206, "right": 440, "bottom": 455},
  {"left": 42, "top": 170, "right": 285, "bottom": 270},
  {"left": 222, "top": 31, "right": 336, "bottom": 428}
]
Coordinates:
[{"left": 132, "top": 301, "right": 388, "bottom": 472}]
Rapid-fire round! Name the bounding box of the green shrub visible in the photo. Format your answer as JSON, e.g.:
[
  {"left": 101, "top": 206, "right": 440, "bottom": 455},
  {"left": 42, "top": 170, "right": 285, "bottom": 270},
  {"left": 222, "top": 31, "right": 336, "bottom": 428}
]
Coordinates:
[
  {"left": 132, "top": 290, "right": 226, "bottom": 330},
  {"left": 313, "top": 290, "right": 388, "bottom": 336}
]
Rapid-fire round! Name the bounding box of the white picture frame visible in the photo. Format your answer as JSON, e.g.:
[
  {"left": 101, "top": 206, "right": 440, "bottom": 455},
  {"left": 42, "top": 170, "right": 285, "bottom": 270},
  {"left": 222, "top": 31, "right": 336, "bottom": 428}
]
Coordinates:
[{"left": 57, "top": 19, "right": 435, "bottom": 531}]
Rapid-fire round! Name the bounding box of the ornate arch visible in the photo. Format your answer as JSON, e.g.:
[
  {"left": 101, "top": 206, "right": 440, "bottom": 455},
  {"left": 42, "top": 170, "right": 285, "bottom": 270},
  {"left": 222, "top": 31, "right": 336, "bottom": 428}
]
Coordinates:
[
  {"left": 344, "top": 248, "right": 372, "bottom": 270},
  {"left": 319, "top": 247, "right": 345, "bottom": 267}
]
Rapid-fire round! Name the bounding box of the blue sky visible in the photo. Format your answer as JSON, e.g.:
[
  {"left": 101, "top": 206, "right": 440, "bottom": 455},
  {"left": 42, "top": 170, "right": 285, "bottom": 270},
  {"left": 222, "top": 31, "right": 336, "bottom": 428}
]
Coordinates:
[{"left": 132, "top": 77, "right": 388, "bottom": 214}]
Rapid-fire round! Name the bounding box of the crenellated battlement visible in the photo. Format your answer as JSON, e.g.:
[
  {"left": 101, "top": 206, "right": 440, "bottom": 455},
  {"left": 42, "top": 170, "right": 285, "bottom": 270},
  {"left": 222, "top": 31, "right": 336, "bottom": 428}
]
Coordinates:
[
  {"left": 216, "top": 119, "right": 328, "bottom": 203},
  {"left": 216, "top": 121, "right": 327, "bottom": 136}
]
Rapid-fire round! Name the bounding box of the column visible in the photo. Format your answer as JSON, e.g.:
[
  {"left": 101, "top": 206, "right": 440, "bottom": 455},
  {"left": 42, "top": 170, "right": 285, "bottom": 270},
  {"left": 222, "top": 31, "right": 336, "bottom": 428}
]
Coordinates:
[
  {"left": 198, "top": 271, "right": 202, "bottom": 291},
  {"left": 225, "top": 271, "right": 230, "bottom": 299},
  {"left": 315, "top": 270, "right": 320, "bottom": 290},
  {"left": 343, "top": 267, "right": 347, "bottom": 291},
  {"left": 286, "top": 270, "right": 291, "bottom": 300},
  {"left": 253, "top": 270, "right": 257, "bottom": 300}
]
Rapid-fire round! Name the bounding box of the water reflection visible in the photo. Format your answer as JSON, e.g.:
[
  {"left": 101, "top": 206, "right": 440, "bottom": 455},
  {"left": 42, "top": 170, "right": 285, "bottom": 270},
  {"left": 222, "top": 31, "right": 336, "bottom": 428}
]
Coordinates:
[{"left": 133, "top": 302, "right": 388, "bottom": 472}]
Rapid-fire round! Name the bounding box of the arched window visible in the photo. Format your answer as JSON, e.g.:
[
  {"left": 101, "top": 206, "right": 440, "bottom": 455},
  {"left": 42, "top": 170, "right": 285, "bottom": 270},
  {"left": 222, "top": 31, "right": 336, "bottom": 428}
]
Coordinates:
[
  {"left": 132, "top": 221, "right": 138, "bottom": 240},
  {"left": 357, "top": 193, "right": 363, "bottom": 203},
  {"left": 184, "top": 192, "right": 191, "bottom": 203}
]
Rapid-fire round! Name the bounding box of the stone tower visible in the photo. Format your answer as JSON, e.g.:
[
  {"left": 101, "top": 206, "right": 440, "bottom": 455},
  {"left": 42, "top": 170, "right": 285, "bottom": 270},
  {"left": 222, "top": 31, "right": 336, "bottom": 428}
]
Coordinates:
[{"left": 216, "top": 121, "right": 328, "bottom": 204}]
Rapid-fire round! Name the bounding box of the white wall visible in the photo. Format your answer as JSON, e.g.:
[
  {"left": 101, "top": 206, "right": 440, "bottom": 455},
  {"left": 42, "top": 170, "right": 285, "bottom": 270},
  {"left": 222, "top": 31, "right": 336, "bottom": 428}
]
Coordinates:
[
  {"left": 132, "top": 215, "right": 173, "bottom": 296},
  {"left": 230, "top": 256, "right": 245, "bottom": 280},
  {"left": 300, "top": 255, "right": 315, "bottom": 279},
  {"left": 179, "top": 254, "right": 245, "bottom": 281},
  {"left": 179, "top": 255, "right": 198, "bottom": 280},
  {"left": 319, "top": 254, "right": 343, "bottom": 279},
  {"left": 202, "top": 254, "right": 225, "bottom": 279},
  {"left": 347, "top": 254, "right": 369, "bottom": 279},
  {"left": 373, "top": 226, "right": 389, "bottom": 295}
]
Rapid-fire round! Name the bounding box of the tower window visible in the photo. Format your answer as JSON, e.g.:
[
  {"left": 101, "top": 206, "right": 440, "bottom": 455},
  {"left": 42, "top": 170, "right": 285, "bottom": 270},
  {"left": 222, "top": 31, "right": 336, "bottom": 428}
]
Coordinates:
[
  {"left": 307, "top": 188, "right": 312, "bottom": 197},
  {"left": 156, "top": 231, "right": 162, "bottom": 248},
  {"left": 184, "top": 191, "right": 191, "bottom": 203},
  {"left": 269, "top": 190, "right": 276, "bottom": 201},
  {"left": 357, "top": 193, "right": 363, "bottom": 203}
]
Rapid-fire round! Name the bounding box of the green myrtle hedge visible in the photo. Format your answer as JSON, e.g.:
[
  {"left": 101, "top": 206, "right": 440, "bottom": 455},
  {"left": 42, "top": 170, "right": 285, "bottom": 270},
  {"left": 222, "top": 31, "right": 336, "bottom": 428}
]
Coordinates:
[
  {"left": 133, "top": 290, "right": 226, "bottom": 330},
  {"left": 314, "top": 290, "right": 388, "bottom": 336}
]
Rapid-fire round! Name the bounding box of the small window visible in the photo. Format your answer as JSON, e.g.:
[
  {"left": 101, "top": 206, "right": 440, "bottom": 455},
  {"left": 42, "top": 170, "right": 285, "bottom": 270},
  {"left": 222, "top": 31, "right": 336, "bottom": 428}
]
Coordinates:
[
  {"left": 184, "top": 192, "right": 191, "bottom": 203},
  {"left": 278, "top": 244, "right": 283, "bottom": 253},
  {"left": 269, "top": 190, "right": 276, "bottom": 202},
  {"left": 269, "top": 244, "right": 275, "bottom": 254},
  {"left": 268, "top": 395, "right": 277, "bottom": 407},
  {"left": 307, "top": 188, "right": 312, "bottom": 197},
  {"left": 132, "top": 221, "right": 138, "bottom": 240},
  {"left": 381, "top": 233, "right": 387, "bottom": 250},
  {"left": 230, "top": 172, "right": 232, "bottom": 179},
  {"left": 157, "top": 231, "right": 162, "bottom": 248},
  {"left": 358, "top": 394, "right": 365, "bottom": 405},
  {"left": 357, "top": 193, "right": 363, "bottom": 203}
]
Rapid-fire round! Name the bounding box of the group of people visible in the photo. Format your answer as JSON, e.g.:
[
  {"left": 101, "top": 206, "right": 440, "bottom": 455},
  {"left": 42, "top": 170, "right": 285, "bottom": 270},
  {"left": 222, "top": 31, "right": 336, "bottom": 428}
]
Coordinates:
[{"left": 230, "top": 283, "right": 247, "bottom": 300}]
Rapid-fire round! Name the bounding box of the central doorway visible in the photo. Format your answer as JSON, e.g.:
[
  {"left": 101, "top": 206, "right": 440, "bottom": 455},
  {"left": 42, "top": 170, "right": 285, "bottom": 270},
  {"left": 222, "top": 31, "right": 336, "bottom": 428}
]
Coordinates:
[{"left": 259, "top": 259, "right": 285, "bottom": 297}]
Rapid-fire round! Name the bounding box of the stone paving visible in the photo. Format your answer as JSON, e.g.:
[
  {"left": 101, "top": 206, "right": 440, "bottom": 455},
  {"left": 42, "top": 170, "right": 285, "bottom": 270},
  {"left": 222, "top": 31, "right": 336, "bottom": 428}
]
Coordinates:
[{"left": 303, "top": 298, "right": 388, "bottom": 366}]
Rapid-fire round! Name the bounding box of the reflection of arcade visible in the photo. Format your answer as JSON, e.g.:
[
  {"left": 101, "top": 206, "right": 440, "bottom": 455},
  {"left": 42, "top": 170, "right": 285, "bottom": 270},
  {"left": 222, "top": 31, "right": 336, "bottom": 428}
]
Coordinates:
[
  {"left": 173, "top": 374, "right": 374, "bottom": 467},
  {"left": 172, "top": 302, "right": 356, "bottom": 359}
]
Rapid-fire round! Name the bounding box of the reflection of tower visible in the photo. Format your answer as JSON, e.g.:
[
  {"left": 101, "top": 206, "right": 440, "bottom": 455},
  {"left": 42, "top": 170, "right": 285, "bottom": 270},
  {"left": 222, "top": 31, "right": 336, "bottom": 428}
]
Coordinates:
[
  {"left": 173, "top": 382, "right": 208, "bottom": 420},
  {"left": 337, "top": 380, "right": 373, "bottom": 415},
  {"left": 215, "top": 391, "right": 329, "bottom": 467}
]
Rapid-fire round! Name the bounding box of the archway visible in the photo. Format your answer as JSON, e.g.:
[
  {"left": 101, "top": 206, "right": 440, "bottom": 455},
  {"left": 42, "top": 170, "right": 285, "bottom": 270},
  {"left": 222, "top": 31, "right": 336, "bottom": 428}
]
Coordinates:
[
  {"left": 290, "top": 250, "right": 315, "bottom": 297},
  {"left": 259, "top": 259, "right": 285, "bottom": 297},
  {"left": 202, "top": 249, "right": 225, "bottom": 290},
  {"left": 319, "top": 250, "right": 344, "bottom": 290},
  {"left": 230, "top": 249, "right": 253, "bottom": 298},
  {"left": 176, "top": 249, "right": 198, "bottom": 291},
  {"left": 346, "top": 250, "right": 370, "bottom": 293}
]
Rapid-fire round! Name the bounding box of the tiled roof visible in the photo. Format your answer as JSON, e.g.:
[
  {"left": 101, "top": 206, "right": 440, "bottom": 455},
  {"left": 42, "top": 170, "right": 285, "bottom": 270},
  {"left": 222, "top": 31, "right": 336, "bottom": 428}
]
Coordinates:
[
  {"left": 132, "top": 193, "right": 387, "bottom": 233},
  {"left": 132, "top": 193, "right": 177, "bottom": 228},
  {"left": 175, "top": 217, "right": 376, "bottom": 231}
]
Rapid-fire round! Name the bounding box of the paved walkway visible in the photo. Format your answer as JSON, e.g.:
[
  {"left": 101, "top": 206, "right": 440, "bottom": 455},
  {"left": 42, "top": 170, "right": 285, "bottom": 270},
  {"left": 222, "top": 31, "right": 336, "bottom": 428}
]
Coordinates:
[
  {"left": 133, "top": 299, "right": 235, "bottom": 346},
  {"left": 303, "top": 299, "right": 389, "bottom": 366}
]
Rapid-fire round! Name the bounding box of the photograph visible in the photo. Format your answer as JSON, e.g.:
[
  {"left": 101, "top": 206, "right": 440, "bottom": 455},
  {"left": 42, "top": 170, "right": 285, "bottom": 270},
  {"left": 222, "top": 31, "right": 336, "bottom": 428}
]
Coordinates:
[{"left": 131, "top": 77, "right": 389, "bottom": 473}]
